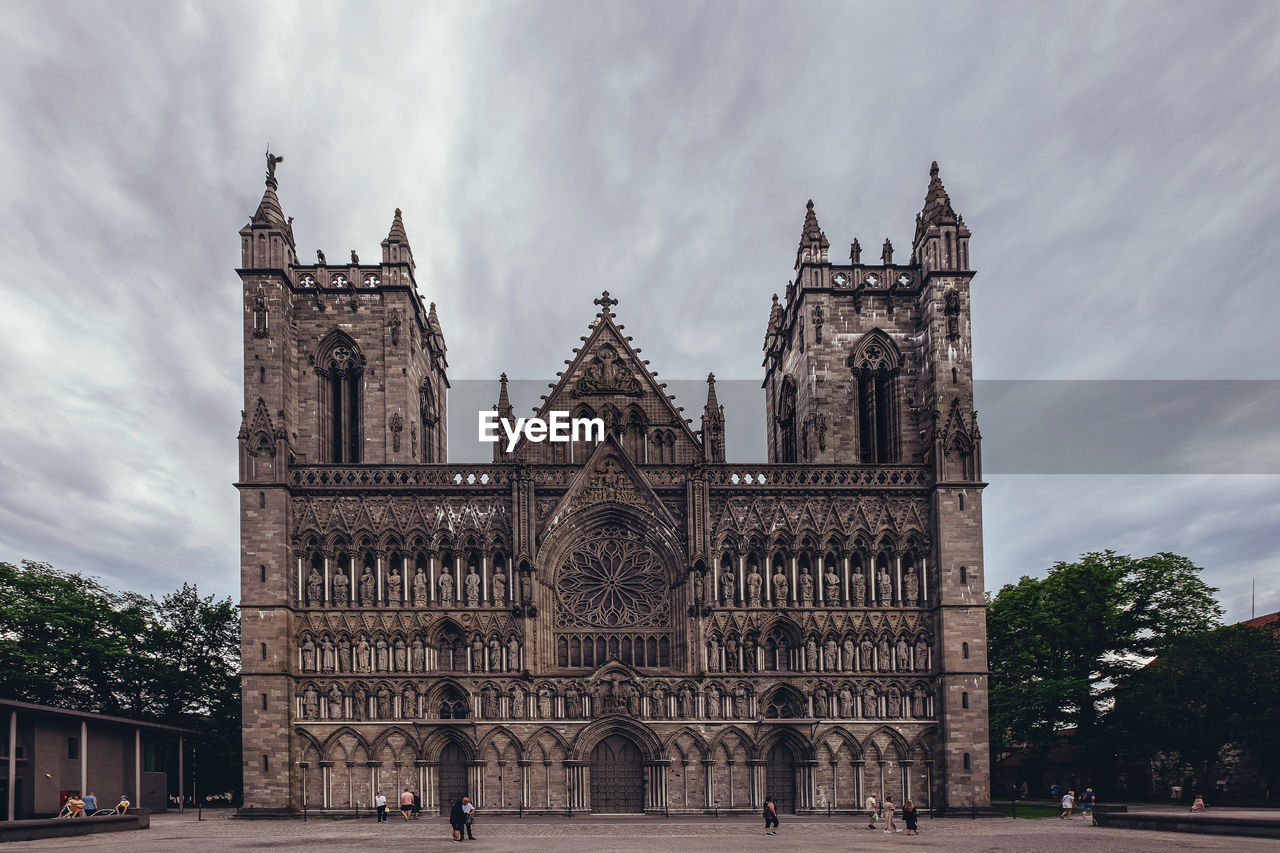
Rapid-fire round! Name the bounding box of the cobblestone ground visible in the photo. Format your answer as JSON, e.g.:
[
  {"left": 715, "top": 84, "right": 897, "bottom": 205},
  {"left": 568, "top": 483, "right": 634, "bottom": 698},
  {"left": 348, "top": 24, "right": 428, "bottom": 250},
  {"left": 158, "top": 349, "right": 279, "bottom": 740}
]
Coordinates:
[{"left": 5, "top": 811, "right": 1276, "bottom": 852}]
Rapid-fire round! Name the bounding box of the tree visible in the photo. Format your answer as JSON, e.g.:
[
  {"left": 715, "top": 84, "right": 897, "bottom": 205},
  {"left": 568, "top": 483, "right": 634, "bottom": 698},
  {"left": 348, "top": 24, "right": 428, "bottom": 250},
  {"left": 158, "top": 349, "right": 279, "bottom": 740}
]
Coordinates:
[
  {"left": 1110, "top": 624, "right": 1280, "bottom": 795},
  {"left": 987, "top": 551, "right": 1222, "bottom": 782}
]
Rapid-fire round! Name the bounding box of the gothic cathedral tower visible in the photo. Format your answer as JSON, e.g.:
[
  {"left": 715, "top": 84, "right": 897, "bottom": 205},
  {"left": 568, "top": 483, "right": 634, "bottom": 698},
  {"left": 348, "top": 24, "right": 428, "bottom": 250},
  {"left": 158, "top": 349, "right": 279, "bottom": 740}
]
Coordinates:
[{"left": 763, "top": 163, "right": 989, "bottom": 808}]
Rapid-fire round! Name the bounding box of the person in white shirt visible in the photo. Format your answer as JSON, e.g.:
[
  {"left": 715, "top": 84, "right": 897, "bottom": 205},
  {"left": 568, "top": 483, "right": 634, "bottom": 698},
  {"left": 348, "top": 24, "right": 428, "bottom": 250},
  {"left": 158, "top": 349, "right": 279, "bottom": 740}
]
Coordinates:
[
  {"left": 865, "top": 794, "right": 878, "bottom": 830},
  {"left": 1060, "top": 791, "right": 1075, "bottom": 819},
  {"left": 374, "top": 791, "right": 388, "bottom": 822},
  {"left": 461, "top": 796, "right": 477, "bottom": 840}
]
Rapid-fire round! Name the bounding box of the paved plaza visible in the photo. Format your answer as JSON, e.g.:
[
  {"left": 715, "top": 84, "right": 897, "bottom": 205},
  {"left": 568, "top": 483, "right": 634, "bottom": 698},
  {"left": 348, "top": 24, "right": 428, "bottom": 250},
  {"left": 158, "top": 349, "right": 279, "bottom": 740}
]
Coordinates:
[{"left": 4, "top": 811, "right": 1276, "bottom": 852}]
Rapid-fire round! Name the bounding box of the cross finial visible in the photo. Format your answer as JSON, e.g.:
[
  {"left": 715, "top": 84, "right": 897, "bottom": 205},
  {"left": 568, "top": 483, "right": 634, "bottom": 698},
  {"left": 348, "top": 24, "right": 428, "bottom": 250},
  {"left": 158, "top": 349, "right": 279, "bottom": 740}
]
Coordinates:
[{"left": 594, "top": 291, "right": 619, "bottom": 311}]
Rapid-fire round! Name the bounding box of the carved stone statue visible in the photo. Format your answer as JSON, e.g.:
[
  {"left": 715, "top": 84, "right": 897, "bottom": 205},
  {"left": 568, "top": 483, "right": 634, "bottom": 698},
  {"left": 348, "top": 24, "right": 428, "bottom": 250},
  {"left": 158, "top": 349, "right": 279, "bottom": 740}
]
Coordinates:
[
  {"left": 483, "top": 687, "right": 499, "bottom": 719},
  {"left": 859, "top": 638, "right": 874, "bottom": 671},
  {"left": 678, "top": 686, "right": 693, "bottom": 718},
  {"left": 814, "top": 687, "right": 828, "bottom": 717},
  {"left": 520, "top": 573, "right": 532, "bottom": 602},
  {"left": 772, "top": 567, "right": 789, "bottom": 605},
  {"left": 338, "top": 638, "right": 350, "bottom": 672},
  {"left": 376, "top": 639, "right": 389, "bottom": 672},
  {"left": 839, "top": 686, "right": 854, "bottom": 718},
  {"left": 491, "top": 570, "right": 506, "bottom": 604},
  {"left": 438, "top": 566, "right": 454, "bottom": 604},
  {"left": 842, "top": 639, "right": 856, "bottom": 671},
  {"left": 742, "top": 636, "right": 757, "bottom": 672},
  {"left": 321, "top": 637, "right": 336, "bottom": 671},
  {"left": 510, "top": 685, "right": 525, "bottom": 719},
  {"left": 877, "top": 568, "right": 892, "bottom": 605},
  {"left": 353, "top": 685, "right": 367, "bottom": 720},
  {"left": 725, "top": 637, "right": 740, "bottom": 672},
  {"left": 825, "top": 567, "right": 841, "bottom": 603},
  {"left": 356, "top": 637, "right": 371, "bottom": 672},
  {"left": 851, "top": 571, "right": 865, "bottom": 606},
  {"left": 912, "top": 685, "right": 927, "bottom": 718},
  {"left": 413, "top": 569, "right": 428, "bottom": 605},
  {"left": 707, "top": 638, "right": 720, "bottom": 672},
  {"left": 411, "top": 639, "right": 425, "bottom": 672},
  {"left": 823, "top": 638, "right": 838, "bottom": 671},
  {"left": 376, "top": 685, "right": 391, "bottom": 719},
  {"left": 327, "top": 684, "right": 342, "bottom": 718},
  {"left": 508, "top": 637, "right": 520, "bottom": 670},
  {"left": 301, "top": 637, "right": 316, "bottom": 671},
  {"left": 706, "top": 684, "right": 721, "bottom": 719},
  {"left": 316, "top": 249, "right": 326, "bottom": 265},
  {"left": 265, "top": 149, "right": 284, "bottom": 182},
  {"left": 692, "top": 573, "right": 703, "bottom": 605},
  {"left": 465, "top": 566, "right": 481, "bottom": 607},
  {"left": 332, "top": 568, "right": 349, "bottom": 605},
  {"left": 471, "top": 636, "right": 484, "bottom": 671},
  {"left": 402, "top": 686, "right": 416, "bottom": 718},
  {"left": 747, "top": 568, "right": 762, "bottom": 607},
  {"left": 359, "top": 568, "right": 375, "bottom": 606},
  {"left": 862, "top": 687, "right": 877, "bottom": 718},
  {"left": 805, "top": 637, "right": 819, "bottom": 671},
  {"left": 733, "top": 684, "right": 750, "bottom": 719},
  {"left": 489, "top": 638, "right": 501, "bottom": 671},
  {"left": 887, "top": 687, "right": 902, "bottom": 718},
  {"left": 394, "top": 639, "right": 407, "bottom": 671},
  {"left": 306, "top": 568, "right": 323, "bottom": 605},
  {"left": 915, "top": 638, "right": 929, "bottom": 670},
  {"left": 904, "top": 567, "right": 920, "bottom": 605},
  {"left": 303, "top": 686, "right": 318, "bottom": 719},
  {"left": 878, "top": 638, "right": 891, "bottom": 671},
  {"left": 565, "top": 686, "right": 581, "bottom": 719},
  {"left": 538, "top": 687, "right": 553, "bottom": 718},
  {"left": 350, "top": 249, "right": 359, "bottom": 264},
  {"left": 896, "top": 639, "right": 910, "bottom": 671},
  {"left": 721, "top": 570, "right": 736, "bottom": 606},
  {"left": 387, "top": 568, "right": 402, "bottom": 603},
  {"left": 626, "top": 682, "right": 640, "bottom": 716},
  {"left": 650, "top": 685, "right": 665, "bottom": 719},
  {"left": 800, "top": 572, "right": 814, "bottom": 606}
]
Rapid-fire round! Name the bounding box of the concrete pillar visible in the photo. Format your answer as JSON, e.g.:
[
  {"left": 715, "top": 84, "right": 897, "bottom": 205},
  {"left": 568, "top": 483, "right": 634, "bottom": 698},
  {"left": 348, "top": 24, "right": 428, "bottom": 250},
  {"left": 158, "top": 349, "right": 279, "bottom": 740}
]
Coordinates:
[
  {"left": 79, "top": 720, "right": 87, "bottom": 799},
  {"left": 7, "top": 710, "right": 16, "bottom": 821},
  {"left": 134, "top": 728, "right": 141, "bottom": 809}
]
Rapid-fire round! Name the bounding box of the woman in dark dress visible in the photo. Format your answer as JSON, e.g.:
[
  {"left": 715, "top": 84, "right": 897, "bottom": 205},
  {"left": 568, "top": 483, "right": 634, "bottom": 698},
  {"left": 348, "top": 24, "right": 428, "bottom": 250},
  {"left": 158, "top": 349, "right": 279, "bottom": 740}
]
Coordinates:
[
  {"left": 903, "top": 799, "right": 919, "bottom": 835},
  {"left": 449, "top": 799, "right": 466, "bottom": 842}
]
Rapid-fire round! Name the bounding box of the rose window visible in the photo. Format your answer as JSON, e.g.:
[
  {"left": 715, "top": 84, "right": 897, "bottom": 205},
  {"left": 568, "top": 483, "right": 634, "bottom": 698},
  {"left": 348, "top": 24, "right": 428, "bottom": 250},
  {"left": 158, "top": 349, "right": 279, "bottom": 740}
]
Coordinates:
[{"left": 556, "top": 526, "right": 669, "bottom": 628}]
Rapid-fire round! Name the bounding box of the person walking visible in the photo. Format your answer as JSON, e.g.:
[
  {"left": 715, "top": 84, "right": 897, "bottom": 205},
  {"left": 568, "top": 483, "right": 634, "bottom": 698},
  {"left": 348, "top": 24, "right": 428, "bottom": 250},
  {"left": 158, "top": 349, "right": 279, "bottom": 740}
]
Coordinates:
[
  {"left": 762, "top": 794, "right": 779, "bottom": 835},
  {"left": 882, "top": 794, "right": 899, "bottom": 833},
  {"left": 461, "top": 795, "right": 477, "bottom": 840},
  {"left": 1051, "top": 783, "right": 1060, "bottom": 801},
  {"left": 865, "top": 792, "right": 878, "bottom": 829},
  {"left": 1060, "top": 790, "right": 1075, "bottom": 819},
  {"left": 412, "top": 790, "right": 421, "bottom": 819},
  {"left": 449, "top": 799, "right": 466, "bottom": 842},
  {"left": 1080, "top": 788, "right": 1095, "bottom": 821},
  {"left": 374, "top": 790, "right": 388, "bottom": 822},
  {"left": 82, "top": 792, "right": 98, "bottom": 814},
  {"left": 903, "top": 798, "right": 919, "bottom": 835},
  {"left": 399, "top": 788, "right": 414, "bottom": 821}
]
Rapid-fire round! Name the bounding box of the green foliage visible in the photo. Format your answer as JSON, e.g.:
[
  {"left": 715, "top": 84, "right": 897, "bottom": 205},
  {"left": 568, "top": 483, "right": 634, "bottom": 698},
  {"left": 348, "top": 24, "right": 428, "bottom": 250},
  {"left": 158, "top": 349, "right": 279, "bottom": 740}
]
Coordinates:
[
  {"left": 0, "top": 560, "right": 241, "bottom": 800},
  {"left": 987, "top": 551, "right": 1222, "bottom": 767},
  {"left": 1109, "top": 624, "right": 1280, "bottom": 794}
]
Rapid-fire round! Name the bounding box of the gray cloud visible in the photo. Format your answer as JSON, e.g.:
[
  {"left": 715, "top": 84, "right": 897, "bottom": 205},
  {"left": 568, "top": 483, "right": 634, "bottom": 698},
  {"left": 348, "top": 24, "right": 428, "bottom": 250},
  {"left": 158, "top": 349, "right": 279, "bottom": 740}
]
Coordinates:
[{"left": 0, "top": 0, "right": 1277, "bottom": 621}]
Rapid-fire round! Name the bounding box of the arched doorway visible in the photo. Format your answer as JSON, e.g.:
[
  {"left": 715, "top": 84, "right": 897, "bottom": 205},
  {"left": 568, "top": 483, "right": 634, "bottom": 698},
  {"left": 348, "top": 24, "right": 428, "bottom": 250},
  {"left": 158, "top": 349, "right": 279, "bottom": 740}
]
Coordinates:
[
  {"left": 437, "top": 742, "right": 468, "bottom": 816},
  {"left": 765, "top": 742, "right": 797, "bottom": 814},
  {"left": 589, "top": 733, "right": 644, "bottom": 813}
]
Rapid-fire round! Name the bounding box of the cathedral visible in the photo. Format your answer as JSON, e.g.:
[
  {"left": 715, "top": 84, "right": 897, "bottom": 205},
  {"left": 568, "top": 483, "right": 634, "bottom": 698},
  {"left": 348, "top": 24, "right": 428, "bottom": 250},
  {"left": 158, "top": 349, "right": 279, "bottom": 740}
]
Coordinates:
[{"left": 237, "top": 155, "right": 990, "bottom": 815}]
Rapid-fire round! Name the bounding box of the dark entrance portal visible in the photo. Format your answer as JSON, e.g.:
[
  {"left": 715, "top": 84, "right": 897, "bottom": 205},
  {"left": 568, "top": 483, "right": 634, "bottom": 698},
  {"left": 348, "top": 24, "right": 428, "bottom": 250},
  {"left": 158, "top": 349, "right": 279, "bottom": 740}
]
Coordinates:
[
  {"left": 437, "top": 742, "right": 468, "bottom": 816},
  {"left": 765, "top": 742, "right": 797, "bottom": 814},
  {"left": 590, "top": 734, "right": 644, "bottom": 813}
]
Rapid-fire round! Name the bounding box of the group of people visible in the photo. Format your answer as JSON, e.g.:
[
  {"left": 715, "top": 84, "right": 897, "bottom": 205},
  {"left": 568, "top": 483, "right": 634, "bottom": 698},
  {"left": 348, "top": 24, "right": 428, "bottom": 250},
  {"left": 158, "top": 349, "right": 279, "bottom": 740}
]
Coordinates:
[
  {"left": 863, "top": 793, "right": 919, "bottom": 835},
  {"left": 448, "top": 796, "right": 477, "bottom": 842},
  {"left": 55, "top": 792, "right": 129, "bottom": 818},
  {"left": 761, "top": 792, "right": 918, "bottom": 836},
  {"left": 373, "top": 788, "right": 423, "bottom": 821},
  {"left": 1058, "top": 787, "right": 1094, "bottom": 820}
]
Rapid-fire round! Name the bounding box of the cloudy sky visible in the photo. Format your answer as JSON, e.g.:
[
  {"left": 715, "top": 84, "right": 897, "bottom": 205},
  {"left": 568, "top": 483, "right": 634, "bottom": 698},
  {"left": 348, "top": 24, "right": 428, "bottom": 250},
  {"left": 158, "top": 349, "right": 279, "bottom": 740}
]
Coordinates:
[{"left": 1, "top": 0, "right": 1277, "bottom": 621}]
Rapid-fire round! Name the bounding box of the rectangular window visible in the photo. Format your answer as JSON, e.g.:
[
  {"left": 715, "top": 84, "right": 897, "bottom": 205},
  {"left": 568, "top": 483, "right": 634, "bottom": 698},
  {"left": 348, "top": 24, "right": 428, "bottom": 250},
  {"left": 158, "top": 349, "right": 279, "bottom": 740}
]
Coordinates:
[{"left": 67, "top": 737, "right": 80, "bottom": 760}]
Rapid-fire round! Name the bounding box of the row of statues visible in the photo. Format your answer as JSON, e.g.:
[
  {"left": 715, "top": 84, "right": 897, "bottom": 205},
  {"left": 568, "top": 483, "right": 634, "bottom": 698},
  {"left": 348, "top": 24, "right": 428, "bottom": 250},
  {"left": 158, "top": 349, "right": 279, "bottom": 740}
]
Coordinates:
[
  {"left": 300, "top": 633, "right": 521, "bottom": 674},
  {"left": 704, "top": 565, "right": 921, "bottom": 608},
  {"left": 306, "top": 564, "right": 532, "bottom": 607},
  {"left": 707, "top": 636, "right": 929, "bottom": 673},
  {"left": 299, "top": 679, "right": 933, "bottom": 722}
]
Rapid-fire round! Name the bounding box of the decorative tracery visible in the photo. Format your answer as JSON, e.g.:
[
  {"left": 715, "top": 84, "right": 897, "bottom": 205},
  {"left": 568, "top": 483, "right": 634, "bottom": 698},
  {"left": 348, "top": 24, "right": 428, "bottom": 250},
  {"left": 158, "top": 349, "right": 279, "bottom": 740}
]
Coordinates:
[{"left": 555, "top": 525, "right": 669, "bottom": 628}]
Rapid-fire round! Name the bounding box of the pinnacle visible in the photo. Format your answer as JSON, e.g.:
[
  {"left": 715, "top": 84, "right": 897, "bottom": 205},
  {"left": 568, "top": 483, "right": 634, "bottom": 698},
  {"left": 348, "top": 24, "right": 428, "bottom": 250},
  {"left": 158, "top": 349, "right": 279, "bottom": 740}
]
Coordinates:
[
  {"left": 386, "top": 207, "right": 409, "bottom": 242},
  {"left": 920, "top": 159, "right": 957, "bottom": 227},
  {"left": 799, "top": 198, "right": 828, "bottom": 248}
]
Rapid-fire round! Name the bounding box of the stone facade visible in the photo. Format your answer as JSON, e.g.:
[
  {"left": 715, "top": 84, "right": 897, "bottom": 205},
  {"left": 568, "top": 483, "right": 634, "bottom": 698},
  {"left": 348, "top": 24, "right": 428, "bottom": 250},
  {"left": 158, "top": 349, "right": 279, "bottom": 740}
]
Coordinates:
[{"left": 237, "top": 155, "right": 990, "bottom": 815}]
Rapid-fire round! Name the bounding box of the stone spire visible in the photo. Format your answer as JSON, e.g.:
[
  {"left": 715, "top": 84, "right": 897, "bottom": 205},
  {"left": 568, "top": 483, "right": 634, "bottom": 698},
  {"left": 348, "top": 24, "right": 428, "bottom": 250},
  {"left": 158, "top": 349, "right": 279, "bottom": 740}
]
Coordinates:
[
  {"left": 913, "top": 160, "right": 970, "bottom": 272},
  {"left": 250, "top": 149, "right": 289, "bottom": 231},
  {"left": 241, "top": 148, "right": 295, "bottom": 267},
  {"left": 701, "top": 373, "right": 725, "bottom": 463},
  {"left": 494, "top": 373, "right": 513, "bottom": 461},
  {"left": 919, "top": 161, "right": 958, "bottom": 230},
  {"left": 796, "top": 199, "right": 830, "bottom": 267},
  {"left": 381, "top": 207, "right": 415, "bottom": 272}
]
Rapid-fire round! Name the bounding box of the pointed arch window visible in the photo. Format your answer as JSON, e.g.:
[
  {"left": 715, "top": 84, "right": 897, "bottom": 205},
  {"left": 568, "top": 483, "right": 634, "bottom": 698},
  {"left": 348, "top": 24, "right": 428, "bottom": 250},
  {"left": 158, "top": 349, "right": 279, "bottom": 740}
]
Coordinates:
[
  {"left": 777, "top": 378, "right": 798, "bottom": 463},
  {"left": 316, "top": 334, "right": 365, "bottom": 463},
  {"left": 847, "top": 330, "right": 902, "bottom": 463}
]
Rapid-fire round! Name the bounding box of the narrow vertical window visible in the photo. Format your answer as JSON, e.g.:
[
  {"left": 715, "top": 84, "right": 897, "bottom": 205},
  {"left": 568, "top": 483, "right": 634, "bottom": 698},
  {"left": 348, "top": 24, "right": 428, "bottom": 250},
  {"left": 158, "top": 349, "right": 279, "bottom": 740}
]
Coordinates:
[
  {"left": 260, "top": 565, "right": 266, "bottom": 582},
  {"left": 259, "top": 366, "right": 266, "bottom": 384},
  {"left": 962, "top": 642, "right": 970, "bottom": 659},
  {"left": 262, "top": 755, "right": 269, "bottom": 773},
  {"left": 261, "top": 642, "right": 267, "bottom": 660},
  {"left": 259, "top": 491, "right": 266, "bottom": 508},
  {"left": 960, "top": 566, "right": 968, "bottom": 585},
  {"left": 261, "top": 693, "right": 268, "bottom": 710},
  {"left": 962, "top": 691, "right": 969, "bottom": 709},
  {"left": 318, "top": 337, "right": 364, "bottom": 463},
  {"left": 963, "top": 753, "right": 971, "bottom": 771},
  {"left": 958, "top": 493, "right": 965, "bottom": 511}
]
